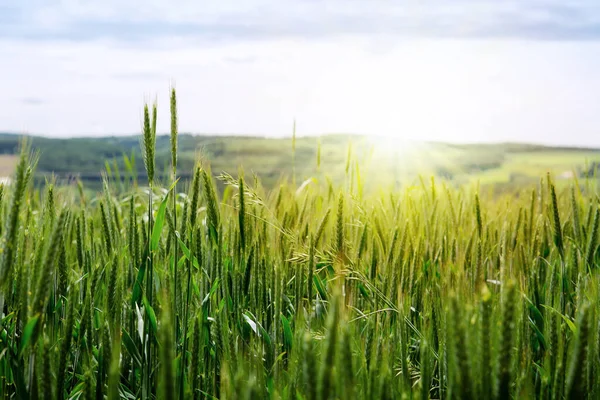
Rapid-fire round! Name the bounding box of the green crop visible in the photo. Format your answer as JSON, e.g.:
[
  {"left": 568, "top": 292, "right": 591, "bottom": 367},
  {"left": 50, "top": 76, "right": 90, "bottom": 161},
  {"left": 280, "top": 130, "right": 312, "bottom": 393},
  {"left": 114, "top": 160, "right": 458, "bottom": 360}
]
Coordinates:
[{"left": 0, "top": 90, "right": 599, "bottom": 399}]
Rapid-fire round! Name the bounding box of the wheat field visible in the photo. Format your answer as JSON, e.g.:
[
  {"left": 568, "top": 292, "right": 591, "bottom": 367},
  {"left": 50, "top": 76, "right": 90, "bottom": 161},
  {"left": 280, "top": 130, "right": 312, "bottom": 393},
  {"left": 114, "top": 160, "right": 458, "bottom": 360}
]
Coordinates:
[{"left": 0, "top": 90, "right": 598, "bottom": 399}]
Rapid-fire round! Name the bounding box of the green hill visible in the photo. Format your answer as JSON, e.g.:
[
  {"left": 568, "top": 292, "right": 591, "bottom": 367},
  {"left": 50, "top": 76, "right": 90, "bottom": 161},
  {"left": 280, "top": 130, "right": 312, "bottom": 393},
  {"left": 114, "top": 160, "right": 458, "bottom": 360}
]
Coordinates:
[{"left": 0, "top": 132, "right": 598, "bottom": 193}]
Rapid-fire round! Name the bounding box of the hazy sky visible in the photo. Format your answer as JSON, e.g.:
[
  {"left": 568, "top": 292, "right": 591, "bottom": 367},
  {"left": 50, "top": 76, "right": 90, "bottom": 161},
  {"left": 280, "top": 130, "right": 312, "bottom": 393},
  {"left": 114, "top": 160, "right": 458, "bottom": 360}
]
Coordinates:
[{"left": 2, "top": 0, "right": 600, "bottom": 145}]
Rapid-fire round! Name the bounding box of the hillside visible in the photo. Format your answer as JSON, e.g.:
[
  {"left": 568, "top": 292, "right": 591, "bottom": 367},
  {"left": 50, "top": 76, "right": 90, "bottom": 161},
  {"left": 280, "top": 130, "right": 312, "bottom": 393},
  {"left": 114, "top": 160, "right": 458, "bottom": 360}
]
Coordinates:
[{"left": 0, "top": 132, "right": 598, "bottom": 192}]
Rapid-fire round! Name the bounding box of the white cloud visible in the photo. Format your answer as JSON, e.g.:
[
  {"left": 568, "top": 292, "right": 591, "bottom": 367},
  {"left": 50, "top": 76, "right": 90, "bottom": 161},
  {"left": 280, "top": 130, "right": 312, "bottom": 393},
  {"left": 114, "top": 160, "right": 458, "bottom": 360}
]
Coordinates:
[
  {"left": 2, "top": 1, "right": 600, "bottom": 145},
  {"left": 2, "top": 36, "right": 600, "bottom": 145},
  {"left": 4, "top": 0, "right": 600, "bottom": 41}
]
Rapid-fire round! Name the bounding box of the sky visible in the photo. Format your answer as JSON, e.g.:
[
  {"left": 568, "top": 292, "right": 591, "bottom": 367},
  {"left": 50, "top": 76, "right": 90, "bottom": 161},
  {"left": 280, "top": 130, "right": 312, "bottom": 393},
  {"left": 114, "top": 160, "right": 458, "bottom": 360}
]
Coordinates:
[{"left": 1, "top": 1, "right": 600, "bottom": 145}]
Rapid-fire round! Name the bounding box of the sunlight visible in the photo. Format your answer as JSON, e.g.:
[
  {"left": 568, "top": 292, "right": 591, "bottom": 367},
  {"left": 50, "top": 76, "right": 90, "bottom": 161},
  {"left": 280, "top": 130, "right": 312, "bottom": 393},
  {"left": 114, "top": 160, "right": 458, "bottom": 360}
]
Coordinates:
[
  {"left": 366, "top": 134, "right": 416, "bottom": 160},
  {"left": 362, "top": 135, "right": 435, "bottom": 186}
]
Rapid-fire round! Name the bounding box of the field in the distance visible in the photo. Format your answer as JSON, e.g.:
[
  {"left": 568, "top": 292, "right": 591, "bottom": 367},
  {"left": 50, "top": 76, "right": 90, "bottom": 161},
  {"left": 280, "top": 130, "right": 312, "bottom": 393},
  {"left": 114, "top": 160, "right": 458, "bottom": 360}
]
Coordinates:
[{"left": 0, "top": 132, "right": 598, "bottom": 192}]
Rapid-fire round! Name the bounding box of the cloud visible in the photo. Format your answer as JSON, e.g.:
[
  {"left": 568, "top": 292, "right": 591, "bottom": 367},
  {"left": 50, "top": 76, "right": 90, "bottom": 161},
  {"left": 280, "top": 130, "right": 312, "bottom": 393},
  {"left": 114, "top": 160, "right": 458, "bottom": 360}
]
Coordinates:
[
  {"left": 222, "top": 55, "right": 258, "bottom": 65},
  {"left": 110, "top": 71, "right": 170, "bottom": 81},
  {"left": 2, "top": 36, "right": 600, "bottom": 146},
  {"left": 20, "top": 97, "right": 45, "bottom": 106},
  {"left": 2, "top": 0, "right": 600, "bottom": 43},
  {"left": 2, "top": 1, "right": 600, "bottom": 145}
]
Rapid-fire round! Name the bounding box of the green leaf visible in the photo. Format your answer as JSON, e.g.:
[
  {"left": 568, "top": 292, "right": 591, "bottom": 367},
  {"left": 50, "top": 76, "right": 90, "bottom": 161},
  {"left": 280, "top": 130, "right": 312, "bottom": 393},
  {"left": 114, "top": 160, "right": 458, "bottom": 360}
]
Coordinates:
[
  {"left": 526, "top": 298, "right": 545, "bottom": 332},
  {"left": 177, "top": 233, "right": 200, "bottom": 270},
  {"left": 208, "top": 225, "right": 218, "bottom": 246},
  {"left": 150, "top": 179, "right": 179, "bottom": 252},
  {"left": 313, "top": 275, "right": 328, "bottom": 301},
  {"left": 258, "top": 324, "right": 272, "bottom": 347},
  {"left": 358, "top": 283, "right": 371, "bottom": 301},
  {"left": 1, "top": 311, "right": 15, "bottom": 326},
  {"left": 528, "top": 317, "right": 547, "bottom": 351},
  {"left": 243, "top": 312, "right": 272, "bottom": 348},
  {"left": 202, "top": 278, "right": 220, "bottom": 307},
  {"left": 68, "top": 382, "right": 86, "bottom": 399},
  {"left": 151, "top": 196, "right": 169, "bottom": 252},
  {"left": 280, "top": 314, "right": 293, "bottom": 351},
  {"left": 541, "top": 304, "right": 577, "bottom": 334},
  {"left": 266, "top": 375, "right": 274, "bottom": 397},
  {"left": 19, "top": 314, "right": 40, "bottom": 354},
  {"left": 142, "top": 295, "right": 158, "bottom": 335},
  {"left": 122, "top": 330, "right": 142, "bottom": 366},
  {"left": 131, "top": 247, "right": 149, "bottom": 306},
  {"left": 242, "top": 313, "right": 258, "bottom": 335}
]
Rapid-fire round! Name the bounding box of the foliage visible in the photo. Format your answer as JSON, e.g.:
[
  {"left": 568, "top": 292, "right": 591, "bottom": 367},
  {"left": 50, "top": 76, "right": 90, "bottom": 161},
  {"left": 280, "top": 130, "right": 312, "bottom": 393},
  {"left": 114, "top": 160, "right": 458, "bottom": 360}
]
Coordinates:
[
  {"left": 0, "top": 131, "right": 598, "bottom": 193},
  {"left": 0, "top": 95, "right": 600, "bottom": 399}
]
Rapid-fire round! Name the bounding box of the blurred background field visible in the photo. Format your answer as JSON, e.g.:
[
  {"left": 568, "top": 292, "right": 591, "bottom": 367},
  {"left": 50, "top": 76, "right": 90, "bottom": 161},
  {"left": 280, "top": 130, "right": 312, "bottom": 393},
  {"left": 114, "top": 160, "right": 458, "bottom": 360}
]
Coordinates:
[{"left": 0, "top": 132, "right": 597, "bottom": 193}]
